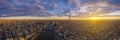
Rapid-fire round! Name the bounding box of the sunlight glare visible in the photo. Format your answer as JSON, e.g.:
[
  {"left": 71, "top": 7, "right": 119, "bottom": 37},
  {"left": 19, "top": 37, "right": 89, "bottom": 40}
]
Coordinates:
[{"left": 89, "top": 17, "right": 100, "bottom": 20}]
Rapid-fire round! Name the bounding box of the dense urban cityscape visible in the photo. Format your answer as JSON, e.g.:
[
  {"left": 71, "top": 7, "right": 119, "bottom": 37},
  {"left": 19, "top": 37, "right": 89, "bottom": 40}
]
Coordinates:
[{"left": 0, "top": 20, "right": 120, "bottom": 40}]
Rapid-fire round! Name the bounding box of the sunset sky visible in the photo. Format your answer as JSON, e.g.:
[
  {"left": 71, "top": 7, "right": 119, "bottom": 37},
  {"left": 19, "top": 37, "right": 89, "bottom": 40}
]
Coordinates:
[{"left": 0, "top": 0, "right": 120, "bottom": 17}]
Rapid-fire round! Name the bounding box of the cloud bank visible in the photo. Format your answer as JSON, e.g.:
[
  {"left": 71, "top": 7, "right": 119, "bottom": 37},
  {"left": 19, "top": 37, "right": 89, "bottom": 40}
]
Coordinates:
[{"left": 0, "top": 0, "right": 119, "bottom": 17}]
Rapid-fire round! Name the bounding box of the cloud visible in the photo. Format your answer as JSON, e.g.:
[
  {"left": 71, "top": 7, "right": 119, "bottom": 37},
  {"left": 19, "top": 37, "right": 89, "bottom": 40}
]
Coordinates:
[
  {"left": 73, "top": 0, "right": 81, "bottom": 7},
  {"left": 35, "top": 0, "right": 47, "bottom": 4},
  {"left": 52, "top": 2, "right": 58, "bottom": 10},
  {"left": 0, "top": 0, "right": 4, "bottom": 2},
  {"left": 99, "top": 10, "right": 120, "bottom": 16},
  {"left": 33, "top": 4, "right": 45, "bottom": 11},
  {"left": 66, "top": 0, "right": 72, "bottom": 4},
  {"left": 80, "top": 0, "right": 119, "bottom": 13},
  {"left": 65, "top": 0, "right": 81, "bottom": 7},
  {"left": 14, "top": 0, "right": 23, "bottom": 5},
  {"left": 108, "top": 0, "right": 120, "bottom": 7},
  {"left": 65, "top": 0, "right": 118, "bottom": 7},
  {"left": 0, "top": 0, "right": 120, "bottom": 17},
  {"left": 0, "top": 0, "right": 12, "bottom": 13}
]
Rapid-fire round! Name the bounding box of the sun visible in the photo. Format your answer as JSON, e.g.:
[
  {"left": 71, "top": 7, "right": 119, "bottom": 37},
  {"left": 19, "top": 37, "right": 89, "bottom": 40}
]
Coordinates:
[
  {"left": 89, "top": 17, "right": 100, "bottom": 20},
  {"left": 91, "top": 17, "right": 98, "bottom": 20}
]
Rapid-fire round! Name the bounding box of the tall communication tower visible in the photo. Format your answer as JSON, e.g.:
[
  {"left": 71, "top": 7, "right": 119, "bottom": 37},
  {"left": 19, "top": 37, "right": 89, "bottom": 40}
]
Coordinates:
[{"left": 69, "top": 12, "right": 71, "bottom": 21}]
